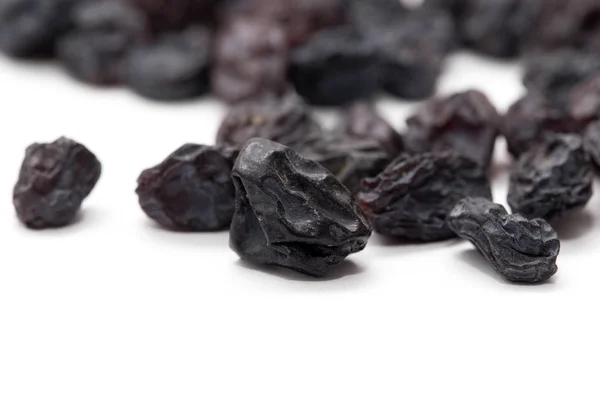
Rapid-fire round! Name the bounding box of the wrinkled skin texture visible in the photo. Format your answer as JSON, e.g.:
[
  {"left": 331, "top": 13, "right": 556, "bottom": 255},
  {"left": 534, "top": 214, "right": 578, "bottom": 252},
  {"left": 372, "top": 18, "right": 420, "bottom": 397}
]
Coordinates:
[
  {"left": 57, "top": 0, "right": 149, "bottom": 85},
  {"left": 584, "top": 121, "right": 600, "bottom": 170},
  {"left": 211, "top": 16, "right": 289, "bottom": 104},
  {"left": 126, "top": 27, "right": 210, "bottom": 101},
  {"left": 0, "top": 0, "right": 76, "bottom": 57},
  {"left": 448, "top": 197, "right": 559, "bottom": 283},
  {"left": 13, "top": 137, "right": 102, "bottom": 229},
  {"left": 136, "top": 144, "right": 238, "bottom": 231},
  {"left": 358, "top": 152, "right": 492, "bottom": 242},
  {"left": 230, "top": 138, "right": 372, "bottom": 277},
  {"left": 289, "top": 27, "right": 379, "bottom": 106},
  {"left": 216, "top": 94, "right": 323, "bottom": 154},
  {"left": 405, "top": 90, "right": 500, "bottom": 169},
  {"left": 508, "top": 134, "right": 593, "bottom": 221},
  {"left": 125, "top": 0, "right": 219, "bottom": 32}
]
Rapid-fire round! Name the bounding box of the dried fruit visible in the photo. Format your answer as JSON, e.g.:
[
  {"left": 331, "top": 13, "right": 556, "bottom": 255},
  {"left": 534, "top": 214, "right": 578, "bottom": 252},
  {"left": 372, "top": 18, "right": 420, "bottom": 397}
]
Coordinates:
[
  {"left": 13, "top": 137, "right": 102, "bottom": 229},
  {"left": 584, "top": 121, "right": 600, "bottom": 170},
  {"left": 216, "top": 94, "right": 323, "bottom": 153},
  {"left": 211, "top": 16, "right": 289, "bottom": 104},
  {"left": 404, "top": 90, "right": 500, "bottom": 169},
  {"left": 288, "top": 27, "right": 379, "bottom": 106},
  {"left": 136, "top": 144, "right": 238, "bottom": 231},
  {"left": 0, "top": 0, "right": 76, "bottom": 57},
  {"left": 230, "top": 138, "right": 372, "bottom": 277},
  {"left": 508, "top": 134, "right": 593, "bottom": 221},
  {"left": 348, "top": 0, "right": 408, "bottom": 32},
  {"left": 448, "top": 197, "right": 559, "bottom": 283},
  {"left": 358, "top": 152, "right": 492, "bottom": 242},
  {"left": 569, "top": 73, "right": 600, "bottom": 125},
  {"left": 57, "top": 0, "right": 149, "bottom": 85},
  {"left": 126, "top": 27, "right": 210, "bottom": 101},
  {"left": 126, "top": 0, "right": 219, "bottom": 32}
]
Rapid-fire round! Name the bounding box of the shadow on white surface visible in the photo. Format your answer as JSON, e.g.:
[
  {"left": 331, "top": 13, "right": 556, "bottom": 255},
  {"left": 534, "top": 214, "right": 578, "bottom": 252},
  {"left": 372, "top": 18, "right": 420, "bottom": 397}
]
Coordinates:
[
  {"left": 235, "top": 258, "right": 366, "bottom": 282},
  {"left": 553, "top": 210, "right": 595, "bottom": 242},
  {"left": 142, "top": 219, "right": 230, "bottom": 248}
]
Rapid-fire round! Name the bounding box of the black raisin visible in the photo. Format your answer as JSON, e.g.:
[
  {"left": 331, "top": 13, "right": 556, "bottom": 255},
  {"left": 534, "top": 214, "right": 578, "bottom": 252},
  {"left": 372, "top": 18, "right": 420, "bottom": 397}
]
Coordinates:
[
  {"left": 13, "top": 137, "right": 102, "bottom": 229},
  {"left": 507, "top": 134, "right": 593, "bottom": 221},
  {"left": 57, "top": 0, "right": 149, "bottom": 85},
  {"left": 211, "top": 16, "right": 289, "bottom": 104},
  {"left": 288, "top": 27, "right": 379, "bottom": 106},
  {"left": 125, "top": 27, "right": 211, "bottom": 101},
  {"left": 136, "top": 144, "right": 238, "bottom": 231},
  {"left": 358, "top": 151, "right": 492, "bottom": 242},
  {"left": 448, "top": 197, "right": 559, "bottom": 284},
  {"left": 404, "top": 90, "right": 500, "bottom": 169},
  {"left": 0, "top": 0, "right": 77, "bottom": 58},
  {"left": 230, "top": 138, "right": 372, "bottom": 277}
]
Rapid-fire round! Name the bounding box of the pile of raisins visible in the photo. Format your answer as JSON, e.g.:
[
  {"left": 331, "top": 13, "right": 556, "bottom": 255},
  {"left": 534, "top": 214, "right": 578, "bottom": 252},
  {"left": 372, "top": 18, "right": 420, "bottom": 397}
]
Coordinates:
[{"left": 8, "top": 0, "right": 600, "bottom": 284}]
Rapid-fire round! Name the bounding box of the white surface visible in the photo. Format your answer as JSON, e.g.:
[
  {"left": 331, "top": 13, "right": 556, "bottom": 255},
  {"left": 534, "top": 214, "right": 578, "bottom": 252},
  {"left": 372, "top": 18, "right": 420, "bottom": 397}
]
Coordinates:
[{"left": 1, "top": 52, "right": 599, "bottom": 400}]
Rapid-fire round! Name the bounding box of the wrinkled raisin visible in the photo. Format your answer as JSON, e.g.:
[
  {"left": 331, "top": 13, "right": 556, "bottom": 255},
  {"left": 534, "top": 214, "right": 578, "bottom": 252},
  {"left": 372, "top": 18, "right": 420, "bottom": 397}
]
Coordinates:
[
  {"left": 13, "top": 137, "right": 102, "bottom": 229},
  {"left": 126, "top": 27, "right": 210, "bottom": 101},
  {"left": 57, "top": 0, "right": 149, "bottom": 85},
  {"left": 448, "top": 197, "right": 559, "bottom": 284},
  {"left": 0, "top": 0, "right": 76, "bottom": 57},
  {"left": 404, "top": 90, "right": 500, "bottom": 169},
  {"left": 211, "top": 16, "right": 289, "bottom": 104},
  {"left": 136, "top": 144, "right": 238, "bottom": 231},
  {"left": 289, "top": 27, "right": 379, "bottom": 106},
  {"left": 358, "top": 151, "right": 492, "bottom": 242},
  {"left": 230, "top": 138, "right": 372, "bottom": 277},
  {"left": 508, "top": 134, "right": 593, "bottom": 221}
]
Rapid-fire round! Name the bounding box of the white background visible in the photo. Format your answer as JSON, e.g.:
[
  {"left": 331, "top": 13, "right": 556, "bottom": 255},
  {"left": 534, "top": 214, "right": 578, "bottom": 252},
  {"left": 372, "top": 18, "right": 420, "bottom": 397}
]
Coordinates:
[{"left": 1, "top": 51, "right": 599, "bottom": 399}]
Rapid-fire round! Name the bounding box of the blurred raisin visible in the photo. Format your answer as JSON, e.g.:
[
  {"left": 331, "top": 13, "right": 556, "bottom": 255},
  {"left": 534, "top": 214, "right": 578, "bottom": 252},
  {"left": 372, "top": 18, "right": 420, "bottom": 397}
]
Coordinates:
[
  {"left": 230, "top": 138, "right": 372, "bottom": 277},
  {"left": 358, "top": 152, "right": 492, "bottom": 242},
  {"left": 125, "top": 0, "right": 219, "bottom": 32},
  {"left": 348, "top": 0, "right": 407, "bottom": 32},
  {"left": 13, "top": 137, "right": 102, "bottom": 229},
  {"left": 508, "top": 134, "right": 593, "bottom": 221},
  {"left": 289, "top": 27, "right": 379, "bottom": 106},
  {"left": 137, "top": 144, "right": 238, "bottom": 231},
  {"left": 216, "top": 94, "right": 323, "bottom": 153},
  {"left": 0, "top": 0, "right": 77, "bottom": 57},
  {"left": 404, "top": 90, "right": 500, "bottom": 169},
  {"left": 57, "top": 0, "right": 149, "bottom": 85},
  {"left": 584, "top": 121, "right": 600, "bottom": 170},
  {"left": 126, "top": 27, "right": 210, "bottom": 101},
  {"left": 211, "top": 16, "right": 289, "bottom": 104},
  {"left": 568, "top": 73, "right": 600, "bottom": 125},
  {"left": 448, "top": 197, "right": 559, "bottom": 284}
]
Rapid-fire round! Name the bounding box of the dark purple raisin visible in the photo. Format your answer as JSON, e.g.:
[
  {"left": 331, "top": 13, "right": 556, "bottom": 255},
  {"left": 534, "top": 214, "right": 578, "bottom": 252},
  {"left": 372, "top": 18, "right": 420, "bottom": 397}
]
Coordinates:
[
  {"left": 583, "top": 120, "right": 600, "bottom": 170},
  {"left": 211, "top": 16, "right": 289, "bottom": 104},
  {"left": 448, "top": 197, "right": 559, "bottom": 284},
  {"left": 57, "top": 0, "right": 149, "bottom": 85},
  {"left": 289, "top": 27, "right": 380, "bottom": 106},
  {"left": 136, "top": 144, "right": 238, "bottom": 231},
  {"left": 508, "top": 134, "right": 593, "bottom": 221},
  {"left": 230, "top": 138, "right": 372, "bottom": 277},
  {"left": 216, "top": 94, "right": 323, "bottom": 154},
  {"left": 404, "top": 90, "right": 500, "bottom": 169},
  {"left": 0, "top": 0, "right": 77, "bottom": 57},
  {"left": 125, "top": 0, "right": 219, "bottom": 32},
  {"left": 125, "top": 27, "right": 210, "bottom": 101},
  {"left": 13, "top": 137, "right": 102, "bottom": 229},
  {"left": 358, "top": 151, "right": 492, "bottom": 242}
]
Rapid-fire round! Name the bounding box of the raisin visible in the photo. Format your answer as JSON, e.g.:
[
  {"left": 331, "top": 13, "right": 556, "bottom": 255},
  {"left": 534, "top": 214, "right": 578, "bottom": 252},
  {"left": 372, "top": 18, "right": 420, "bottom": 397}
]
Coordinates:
[
  {"left": 508, "top": 134, "right": 593, "bottom": 221},
  {"left": 57, "top": 0, "right": 149, "bottom": 85},
  {"left": 522, "top": 50, "right": 600, "bottom": 107},
  {"left": 448, "top": 197, "right": 559, "bottom": 284},
  {"left": 358, "top": 151, "right": 492, "bottom": 242},
  {"left": 136, "top": 144, "right": 238, "bottom": 231},
  {"left": 568, "top": 73, "right": 600, "bottom": 125},
  {"left": 125, "top": 27, "right": 210, "bottom": 101},
  {"left": 404, "top": 90, "right": 500, "bottom": 169},
  {"left": 0, "top": 0, "right": 76, "bottom": 57},
  {"left": 348, "top": 0, "right": 408, "bottom": 32},
  {"left": 216, "top": 94, "right": 323, "bottom": 154},
  {"left": 13, "top": 137, "right": 102, "bottom": 229},
  {"left": 230, "top": 138, "right": 372, "bottom": 277},
  {"left": 584, "top": 121, "right": 600, "bottom": 170},
  {"left": 126, "top": 0, "right": 219, "bottom": 32},
  {"left": 288, "top": 27, "right": 380, "bottom": 106}
]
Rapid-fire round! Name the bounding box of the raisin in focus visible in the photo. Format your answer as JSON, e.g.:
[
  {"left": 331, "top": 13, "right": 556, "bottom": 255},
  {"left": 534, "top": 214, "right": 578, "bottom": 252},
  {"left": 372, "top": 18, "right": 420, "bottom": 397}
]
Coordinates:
[
  {"left": 13, "top": 137, "right": 102, "bottom": 229},
  {"left": 358, "top": 152, "right": 493, "bottom": 242},
  {"left": 126, "top": 27, "right": 211, "bottom": 101},
  {"left": 230, "top": 138, "right": 372, "bottom": 277},
  {"left": 448, "top": 197, "right": 559, "bottom": 283},
  {"left": 508, "top": 134, "right": 593, "bottom": 221},
  {"left": 136, "top": 144, "right": 238, "bottom": 231}
]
